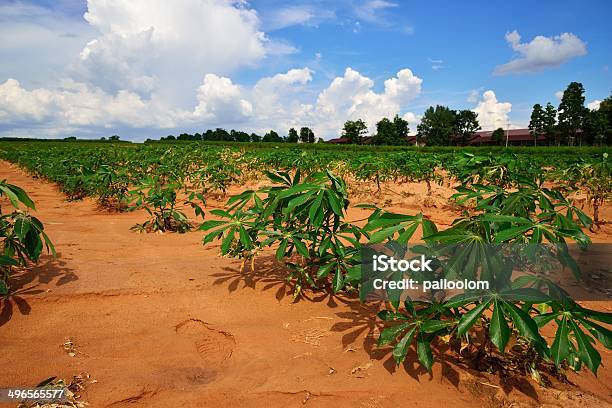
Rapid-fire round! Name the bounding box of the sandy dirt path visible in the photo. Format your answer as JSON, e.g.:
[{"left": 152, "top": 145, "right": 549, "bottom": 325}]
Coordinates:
[{"left": 1, "top": 161, "right": 610, "bottom": 407}]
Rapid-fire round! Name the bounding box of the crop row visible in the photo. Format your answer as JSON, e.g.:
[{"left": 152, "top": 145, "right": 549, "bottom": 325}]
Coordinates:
[{"left": 0, "top": 142, "right": 610, "bottom": 381}]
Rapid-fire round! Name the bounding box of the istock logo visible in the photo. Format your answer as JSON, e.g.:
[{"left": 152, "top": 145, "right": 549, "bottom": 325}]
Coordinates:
[{"left": 372, "top": 254, "right": 433, "bottom": 272}]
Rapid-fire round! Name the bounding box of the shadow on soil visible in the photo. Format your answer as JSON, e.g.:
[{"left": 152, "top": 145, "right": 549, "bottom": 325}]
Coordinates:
[
  {"left": 0, "top": 253, "right": 77, "bottom": 327},
  {"left": 212, "top": 254, "right": 540, "bottom": 401}
]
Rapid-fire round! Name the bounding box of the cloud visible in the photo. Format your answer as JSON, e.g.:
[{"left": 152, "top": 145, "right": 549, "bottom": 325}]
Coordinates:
[
  {"left": 0, "top": 3, "right": 95, "bottom": 88},
  {"left": 71, "top": 0, "right": 290, "bottom": 106},
  {"left": 494, "top": 30, "right": 587, "bottom": 75},
  {"left": 0, "top": 66, "right": 423, "bottom": 139},
  {"left": 0, "top": 1, "right": 424, "bottom": 140},
  {"left": 472, "top": 90, "right": 512, "bottom": 130},
  {"left": 310, "top": 67, "right": 422, "bottom": 136},
  {"left": 467, "top": 89, "right": 480, "bottom": 103},
  {"left": 428, "top": 58, "right": 443, "bottom": 71},
  {"left": 587, "top": 100, "right": 602, "bottom": 110},
  {"left": 192, "top": 74, "right": 253, "bottom": 122},
  {"left": 355, "top": 0, "right": 398, "bottom": 23},
  {"left": 262, "top": 5, "right": 334, "bottom": 30},
  {"left": 555, "top": 90, "right": 564, "bottom": 100},
  {"left": 0, "top": 78, "right": 179, "bottom": 129}
]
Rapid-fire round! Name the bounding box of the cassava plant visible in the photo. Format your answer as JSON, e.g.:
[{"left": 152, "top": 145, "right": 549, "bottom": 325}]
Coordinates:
[
  {"left": 129, "top": 175, "right": 205, "bottom": 233},
  {"left": 557, "top": 153, "right": 611, "bottom": 229},
  {"left": 92, "top": 164, "right": 131, "bottom": 210},
  {"left": 200, "top": 170, "right": 365, "bottom": 298},
  {"left": 363, "top": 178, "right": 610, "bottom": 376},
  {"left": 0, "top": 180, "right": 55, "bottom": 295}
]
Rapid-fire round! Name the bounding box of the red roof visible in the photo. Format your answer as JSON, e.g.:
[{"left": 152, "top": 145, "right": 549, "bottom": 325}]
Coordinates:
[
  {"left": 470, "top": 129, "right": 546, "bottom": 144},
  {"left": 327, "top": 128, "right": 547, "bottom": 145}
]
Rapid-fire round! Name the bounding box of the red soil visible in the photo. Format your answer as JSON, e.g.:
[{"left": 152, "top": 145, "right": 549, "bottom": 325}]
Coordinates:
[{"left": 1, "top": 161, "right": 611, "bottom": 407}]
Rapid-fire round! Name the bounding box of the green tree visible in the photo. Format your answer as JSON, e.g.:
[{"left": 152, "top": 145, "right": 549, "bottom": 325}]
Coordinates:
[
  {"left": 231, "top": 130, "right": 250, "bottom": 142},
  {"left": 372, "top": 117, "right": 394, "bottom": 145},
  {"left": 598, "top": 95, "right": 612, "bottom": 145},
  {"left": 287, "top": 127, "right": 299, "bottom": 143},
  {"left": 371, "top": 115, "right": 409, "bottom": 145},
  {"left": 416, "top": 105, "right": 456, "bottom": 146},
  {"left": 300, "top": 127, "right": 315, "bottom": 143},
  {"left": 491, "top": 128, "right": 504, "bottom": 146},
  {"left": 558, "top": 82, "right": 587, "bottom": 146},
  {"left": 543, "top": 102, "right": 558, "bottom": 146},
  {"left": 262, "top": 130, "right": 282, "bottom": 142},
  {"left": 177, "top": 133, "right": 193, "bottom": 140},
  {"left": 250, "top": 133, "right": 261, "bottom": 142},
  {"left": 109, "top": 135, "right": 120, "bottom": 141},
  {"left": 342, "top": 119, "right": 368, "bottom": 144},
  {"left": 211, "top": 128, "right": 230, "bottom": 141},
  {"left": 528, "top": 103, "right": 545, "bottom": 146},
  {"left": 583, "top": 109, "right": 607, "bottom": 145},
  {"left": 454, "top": 110, "right": 480, "bottom": 145},
  {"left": 393, "top": 115, "right": 409, "bottom": 143}
]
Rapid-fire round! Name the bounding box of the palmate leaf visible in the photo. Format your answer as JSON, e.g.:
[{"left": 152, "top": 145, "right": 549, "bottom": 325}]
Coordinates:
[
  {"left": 550, "top": 317, "right": 570, "bottom": 367},
  {"left": 420, "top": 319, "right": 454, "bottom": 333},
  {"left": 0, "top": 184, "right": 21, "bottom": 209},
  {"left": 416, "top": 334, "right": 434, "bottom": 372},
  {"left": 489, "top": 300, "right": 510, "bottom": 352},
  {"left": 392, "top": 326, "right": 417, "bottom": 364},
  {"left": 0, "top": 182, "right": 36, "bottom": 210},
  {"left": 365, "top": 212, "right": 436, "bottom": 244},
  {"left": 569, "top": 319, "right": 601, "bottom": 374},
  {"left": 332, "top": 266, "right": 344, "bottom": 293},
  {"left": 457, "top": 300, "right": 490, "bottom": 336},
  {"left": 13, "top": 215, "right": 31, "bottom": 241},
  {"left": 379, "top": 322, "right": 413, "bottom": 347},
  {"left": 502, "top": 301, "right": 546, "bottom": 347},
  {"left": 579, "top": 318, "right": 612, "bottom": 349}
]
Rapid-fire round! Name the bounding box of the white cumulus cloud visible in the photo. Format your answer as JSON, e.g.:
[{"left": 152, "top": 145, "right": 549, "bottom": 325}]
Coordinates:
[
  {"left": 72, "top": 0, "right": 288, "bottom": 105},
  {"left": 472, "top": 90, "right": 512, "bottom": 130},
  {"left": 311, "top": 67, "right": 422, "bottom": 136},
  {"left": 587, "top": 100, "right": 602, "bottom": 110},
  {"left": 494, "top": 30, "right": 587, "bottom": 75},
  {"left": 0, "top": 1, "right": 425, "bottom": 140}
]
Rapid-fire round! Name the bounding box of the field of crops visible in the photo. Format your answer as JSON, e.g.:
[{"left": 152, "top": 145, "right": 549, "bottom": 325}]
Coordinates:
[{"left": 1, "top": 141, "right": 611, "bottom": 406}]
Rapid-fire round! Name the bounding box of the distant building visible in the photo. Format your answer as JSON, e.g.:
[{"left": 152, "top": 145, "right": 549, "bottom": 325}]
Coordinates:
[
  {"left": 469, "top": 129, "right": 546, "bottom": 146},
  {"left": 327, "top": 129, "right": 545, "bottom": 146}
]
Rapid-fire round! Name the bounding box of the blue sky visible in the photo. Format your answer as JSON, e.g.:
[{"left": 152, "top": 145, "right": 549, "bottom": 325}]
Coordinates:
[{"left": 0, "top": 0, "right": 610, "bottom": 140}]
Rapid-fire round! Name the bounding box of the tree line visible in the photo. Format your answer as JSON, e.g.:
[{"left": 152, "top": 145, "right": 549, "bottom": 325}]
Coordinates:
[
  {"left": 528, "top": 82, "right": 611, "bottom": 146},
  {"left": 150, "top": 127, "right": 321, "bottom": 144},
  {"left": 141, "top": 81, "right": 609, "bottom": 147},
  {"left": 341, "top": 108, "right": 480, "bottom": 146}
]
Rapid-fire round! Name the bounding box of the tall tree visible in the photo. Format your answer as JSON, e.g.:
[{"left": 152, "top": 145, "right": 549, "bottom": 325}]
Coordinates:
[
  {"left": 212, "top": 128, "right": 230, "bottom": 141},
  {"left": 393, "top": 114, "right": 409, "bottom": 144},
  {"left": 372, "top": 115, "right": 409, "bottom": 145},
  {"left": 342, "top": 119, "right": 368, "bottom": 144},
  {"left": 558, "top": 82, "right": 587, "bottom": 146},
  {"left": 300, "top": 127, "right": 315, "bottom": 143},
  {"left": 231, "top": 130, "right": 250, "bottom": 142},
  {"left": 287, "top": 127, "right": 299, "bottom": 143},
  {"left": 598, "top": 95, "right": 612, "bottom": 145},
  {"left": 250, "top": 132, "right": 261, "bottom": 142},
  {"left": 372, "top": 118, "right": 394, "bottom": 145},
  {"left": 583, "top": 108, "right": 607, "bottom": 145},
  {"left": 262, "top": 130, "right": 282, "bottom": 142},
  {"left": 543, "top": 102, "right": 558, "bottom": 146},
  {"left": 528, "top": 103, "right": 545, "bottom": 146},
  {"left": 491, "top": 128, "right": 505, "bottom": 146},
  {"left": 454, "top": 110, "right": 480, "bottom": 145},
  {"left": 416, "top": 105, "right": 456, "bottom": 146}
]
